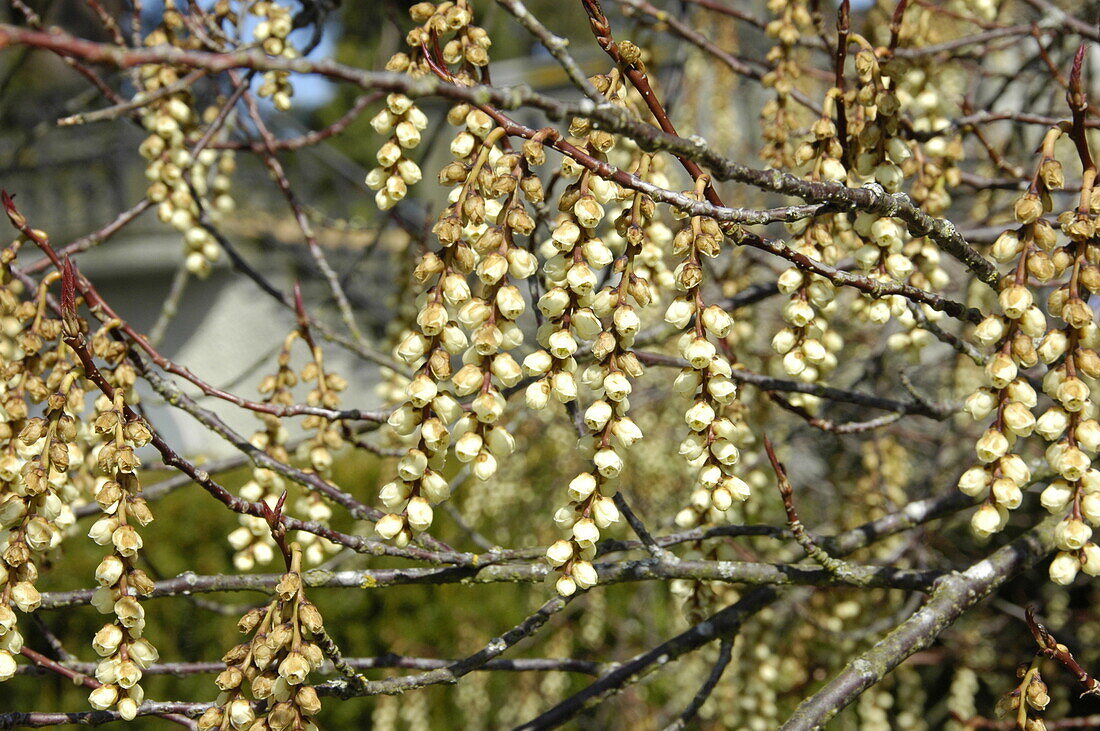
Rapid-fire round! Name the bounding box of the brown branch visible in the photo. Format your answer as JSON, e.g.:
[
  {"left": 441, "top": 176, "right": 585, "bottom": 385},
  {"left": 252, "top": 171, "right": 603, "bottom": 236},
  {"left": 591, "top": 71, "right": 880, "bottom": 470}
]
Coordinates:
[
  {"left": 1026, "top": 605, "right": 1100, "bottom": 696},
  {"left": 764, "top": 436, "right": 863, "bottom": 582}
]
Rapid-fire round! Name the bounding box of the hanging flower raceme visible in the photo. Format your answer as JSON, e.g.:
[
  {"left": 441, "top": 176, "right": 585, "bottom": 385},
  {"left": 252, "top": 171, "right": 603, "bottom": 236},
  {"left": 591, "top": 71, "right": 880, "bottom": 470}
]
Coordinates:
[
  {"left": 0, "top": 257, "right": 85, "bottom": 682},
  {"left": 296, "top": 339, "right": 347, "bottom": 564},
  {"left": 775, "top": 99, "right": 848, "bottom": 404},
  {"left": 523, "top": 72, "right": 626, "bottom": 413},
  {"left": 199, "top": 543, "right": 326, "bottom": 731},
  {"left": 449, "top": 138, "right": 544, "bottom": 483},
  {"left": 840, "top": 38, "right": 920, "bottom": 329},
  {"left": 137, "top": 4, "right": 237, "bottom": 278},
  {"left": 760, "top": 0, "right": 813, "bottom": 169},
  {"left": 86, "top": 392, "right": 158, "bottom": 721},
  {"left": 370, "top": 0, "right": 490, "bottom": 209},
  {"left": 1035, "top": 153, "right": 1100, "bottom": 585},
  {"left": 250, "top": 0, "right": 299, "bottom": 111},
  {"left": 0, "top": 372, "right": 82, "bottom": 681},
  {"left": 666, "top": 181, "right": 751, "bottom": 529},
  {"left": 959, "top": 132, "right": 1060, "bottom": 542},
  {"left": 545, "top": 155, "right": 657, "bottom": 597},
  {"left": 889, "top": 14, "right": 961, "bottom": 355},
  {"left": 366, "top": 94, "right": 428, "bottom": 211},
  {"left": 229, "top": 331, "right": 343, "bottom": 570},
  {"left": 392, "top": 0, "right": 492, "bottom": 82},
  {"left": 375, "top": 119, "right": 510, "bottom": 543}
]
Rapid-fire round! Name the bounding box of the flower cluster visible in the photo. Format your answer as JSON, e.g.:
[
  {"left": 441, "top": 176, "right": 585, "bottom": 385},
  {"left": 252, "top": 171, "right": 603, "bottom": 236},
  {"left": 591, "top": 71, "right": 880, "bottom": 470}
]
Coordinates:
[
  {"left": 777, "top": 102, "right": 848, "bottom": 399},
  {"left": 366, "top": 94, "right": 427, "bottom": 212},
  {"left": 877, "top": 30, "right": 961, "bottom": 353},
  {"left": 448, "top": 139, "right": 543, "bottom": 483},
  {"left": 250, "top": 1, "right": 299, "bottom": 111},
  {"left": 606, "top": 154, "right": 677, "bottom": 308},
  {"left": 994, "top": 662, "right": 1049, "bottom": 731},
  {"left": 959, "top": 165, "right": 1054, "bottom": 540},
  {"left": 377, "top": 110, "right": 513, "bottom": 542},
  {"left": 524, "top": 74, "right": 625, "bottom": 413},
  {"left": 1036, "top": 172, "right": 1100, "bottom": 585},
  {"left": 845, "top": 45, "right": 908, "bottom": 193},
  {"left": 374, "top": 0, "right": 491, "bottom": 223},
  {"left": 138, "top": 14, "right": 235, "bottom": 278},
  {"left": 229, "top": 332, "right": 342, "bottom": 569},
  {"left": 0, "top": 257, "right": 85, "bottom": 681},
  {"left": 666, "top": 183, "right": 751, "bottom": 528},
  {"left": 760, "top": 0, "right": 813, "bottom": 169},
  {"left": 390, "top": 1, "right": 491, "bottom": 82},
  {"left": 295, "top": 339, "right": 347, "bottom": 563},
  {"left": 86, "top": 392, "right": 158, "bottom": 720},
  {"left": 838, "top": 42, "right": 922, "bottom": 329},
  {"left": 200, "top": 544, "right": 325, "bottom": 730},
  {"left": 545, "top": 151, "right": 660, "bottom": 597},
  {"left": 959, "top": 123, "right": 1100, "bottom": 587}
]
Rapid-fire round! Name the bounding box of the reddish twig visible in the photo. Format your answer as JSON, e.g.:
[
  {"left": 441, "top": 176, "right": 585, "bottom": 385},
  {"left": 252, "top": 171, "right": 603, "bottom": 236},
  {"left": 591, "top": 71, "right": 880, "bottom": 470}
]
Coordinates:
[
  {"left": 763, "top": 436, "right": 859, "bottom": 582},
  {"left": 1026, "top": 606, "right": 1100, "bottom": 696}
]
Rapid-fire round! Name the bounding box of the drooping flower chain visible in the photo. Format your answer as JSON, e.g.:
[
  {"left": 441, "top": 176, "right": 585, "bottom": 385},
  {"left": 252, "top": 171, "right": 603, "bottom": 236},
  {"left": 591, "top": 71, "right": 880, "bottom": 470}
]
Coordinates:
[
  {"left": 0, "top": 257, "right": 84, "bottom": 682},
  {"left": 87, "top": 391, "right": 159, "bottom": 721},
  {"left": 199, "top": 543, "right": 325, "bottom": 731}
]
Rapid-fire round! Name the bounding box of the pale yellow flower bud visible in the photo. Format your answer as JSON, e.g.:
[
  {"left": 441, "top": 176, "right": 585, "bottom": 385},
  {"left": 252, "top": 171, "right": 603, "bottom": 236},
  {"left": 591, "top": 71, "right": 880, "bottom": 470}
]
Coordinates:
[
  {"left": 985, "top": 353, "right": 1017, "bottom": 389},
  {"left": 612, "top": 418, "right": 643, "bottom": 447},
  {"left": 685, "top": 401, "right": 716, "bottom": 431},
  {"left": 592, "top": 496, "right": 620, "bottom": 528},
  {"left": 970, "top": 502, "right": 1003, "bottom": 537},
  {"left": 1077, "top": 418, "right": 1100, "bottom": 452},
  {"left": 1041, "top": 481, "right": 1074, "bottom": 513},
  {"left": 973, "top": 316, "right": 1006, "bottom": 347},
  {"left": 573, "top": 197, "right": 604, "bottom": 228},
  {"left": 771, "top": 328, "right": 798, "bottom": 355},
  {"left": 1002, "top": 401, "right": 1035, "bottom": 436},
  {"left": 551, "top": 372, "right": 578, "bottom": 402},
  {"left": 375, "top": 513, "right": 405, "bottom": 540},
  {"left": 526, "top": 379, "right": 551, "bottom": 410},
  {"left": 11, "top": 582, "right": 40, "bottom": 612},
  {"left": 472, "top": 451, "right": 498, "bottom": 480},
  {"left": 722, "top": 475, "right": 752, "bottom": 501},
  {"left": 682, "top": 338, "right": 716, "bottom": 369},
  {"left": 1081, "top": 543, "right": 1100, "bottom": 575},
  {"left": 1055, "top": 519, "right": 1093, "bottom": 551},
  {"left": 1056, "top": 445, "right": 1090, "bottom": 480},
  {"left": 405, "top": 497, "right": 434, "bottom": 532},
  {"left": 95, "top": 555, "right": 125, "bottom": 588},
  {"left": 397, "top": 449, "right": 428, "bottom": 481},
  {"left": 664, "top": 298, "right": 695, "bottom": 329},
  {"left": 88, "top": 684, "right": 118, "bottom": 711},
  {"left": 1038, "top": 330, "right": 1069, "bottom": 363},
  {"left": 1081, "top": 492, "right": 1100, "bottom": 525},
  {"left": 1049, "top": 551, "right": 1080, "bottom": 585},
  {"left": 546, "top": 540, "right": 574, "bottom": 567},
  {"left": 991, "top": 477, "right": 1022, "bottom": 509},
  {"left": 572, "top": 518, "right": 600, "bottom": 544},
  {"left": 593, "top": 448, "right": 623, "bottom": 478},
  {"left": 957, "top": 466, "right": 991, "bottom": 497},
  {"left": 710, "top": 439, "right": 740, "bottom": 466},
  {"left": 471, "top": 390, "right": 506, "bottom": 422},
  {"left": 584, "top": 401, "right": 613, "bottom": 432},
  {"left": 998, "top": 285, "right": 1032, "bottom": 319},
  {"left": 602, "top": 371, "right": 632, "bottom": 401},
  {"left": 555, "top": 574, "right": 578, "bottom": 596},
  {"left": 571, "top": 560, "right": 598, "bottom": 589}
]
